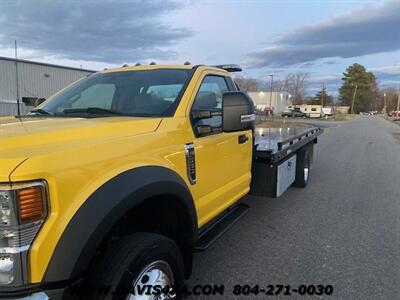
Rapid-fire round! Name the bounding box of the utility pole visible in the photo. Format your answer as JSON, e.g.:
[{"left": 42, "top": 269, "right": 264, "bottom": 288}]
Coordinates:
[
  {"left": 397, "top": 92, "right": 400, "bottom": 119},
  {"left": 15, "top": 40, "right": 21, "bottom": 117},
  {"left": 351, "top": 84, "right": 358, "bottom": 114},
  {"left": 383, "top": 93, "right": 387, "bottom": 114},
  {"left": 321, "top": 83, "right": 325, "bottom": 118},
  {"left": 321, "top": 83, "right": 325, "bottom": 107},
  {"left": 268, "top": 74, "right": 273, "bottom": 118},
  {"left": 333, "top": 96, "right": 337, "bottom": 120}
]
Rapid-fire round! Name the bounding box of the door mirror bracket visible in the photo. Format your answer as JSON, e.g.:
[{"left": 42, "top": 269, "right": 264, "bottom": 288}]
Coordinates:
[{"left": 192, "top": 110, "right": 222, "bottom": 120}]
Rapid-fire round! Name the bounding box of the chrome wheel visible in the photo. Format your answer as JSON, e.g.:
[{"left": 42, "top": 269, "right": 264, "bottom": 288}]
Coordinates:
[{"left": 128, "top": 260, "right": 175, "bottom": 300}]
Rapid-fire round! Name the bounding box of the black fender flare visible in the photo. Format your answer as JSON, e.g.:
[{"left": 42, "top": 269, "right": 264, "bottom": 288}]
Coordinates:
[{"left": 42, "top": 166, "right": 197, "bottom": 283}]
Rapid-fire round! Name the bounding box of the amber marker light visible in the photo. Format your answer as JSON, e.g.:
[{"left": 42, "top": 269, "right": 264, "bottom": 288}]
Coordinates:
[{"left": 17, "top": 186, "right": 45, "bottom": 223}]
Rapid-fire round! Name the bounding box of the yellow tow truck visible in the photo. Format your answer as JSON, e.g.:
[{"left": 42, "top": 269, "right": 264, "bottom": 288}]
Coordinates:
[{"left": 0, "top": 64, "right": 322, "bottom": 299}]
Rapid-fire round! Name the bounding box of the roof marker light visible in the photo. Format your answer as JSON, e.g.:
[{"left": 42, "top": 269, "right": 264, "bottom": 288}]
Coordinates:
[{"left": 213, "top": 64, "right": 242, "bottom": 72}]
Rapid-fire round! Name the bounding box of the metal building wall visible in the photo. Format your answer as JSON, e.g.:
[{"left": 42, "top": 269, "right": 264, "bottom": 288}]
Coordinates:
[
  {"left": 0, "top": 101, "right": 30, "bottom": 116},
  {"left": 248, "top": 92, "right": 293, "bottom": 113},
  {"left": 0, "top": 58, "right": 94, "bottom": 101}
]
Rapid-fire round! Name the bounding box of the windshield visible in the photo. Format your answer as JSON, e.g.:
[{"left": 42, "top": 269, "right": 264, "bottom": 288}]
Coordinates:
[{"left": 38, "top": 69, "right": 191, "bottom": 117}]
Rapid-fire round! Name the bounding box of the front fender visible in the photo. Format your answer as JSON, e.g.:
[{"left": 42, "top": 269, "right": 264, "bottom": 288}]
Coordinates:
[{"left": 42, "top": 166, "right": 197, "bottom": 283}]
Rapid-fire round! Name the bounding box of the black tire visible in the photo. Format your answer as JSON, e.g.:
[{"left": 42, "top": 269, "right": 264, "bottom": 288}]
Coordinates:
[
  {"left": 293, "top": 145, "right": 313, "bottom": 188},
  {"left": 85, "top": 233, "right": 184, "bottom": 300}
]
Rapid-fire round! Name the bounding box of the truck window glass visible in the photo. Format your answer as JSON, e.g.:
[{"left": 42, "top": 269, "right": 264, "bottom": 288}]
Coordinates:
[
  {"left": 191, "top": 75, "right": 228, "bottom": 135},
  {"left": 225, "top": 77, "right": 238, "bottom": 91},
  {"left": 40, "top": 69, "right": 191, "bottom": 117},
  {"left": 70, "top": 84, "right": 115, "bottom": 110},
  {"left": 146, "top": 84, "right": 184, "bottom": 103}
]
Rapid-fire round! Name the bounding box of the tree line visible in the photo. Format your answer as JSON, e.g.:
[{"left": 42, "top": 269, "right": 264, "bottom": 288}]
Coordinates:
[
  {"left": 235, "top": 72, "right": 311, "bottom": 105},
  {"left": 235, "top": 63, "right": 398, "bottom": 113}
]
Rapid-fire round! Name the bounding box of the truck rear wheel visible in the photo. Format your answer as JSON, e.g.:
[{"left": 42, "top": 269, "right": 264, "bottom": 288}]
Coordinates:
[
  {"left": 87, "top": 233, "right": 184, "bottom": 300},
  {"left": 293, "top": 145, "right": 313, "bottom": 188}
]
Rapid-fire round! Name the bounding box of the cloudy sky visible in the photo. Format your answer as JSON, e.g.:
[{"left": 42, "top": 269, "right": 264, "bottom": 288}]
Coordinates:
[{"left": 0, "top": 0, "right": 399, "bottom": 95}]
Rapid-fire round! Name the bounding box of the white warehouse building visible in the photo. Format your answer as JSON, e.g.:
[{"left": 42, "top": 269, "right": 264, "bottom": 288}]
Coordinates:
[
  {"left": 0, "top": 56, "right": 95, "bottom": 115},
  {"left": 248, "top": 91, "right": 293, "bottom": 114}
]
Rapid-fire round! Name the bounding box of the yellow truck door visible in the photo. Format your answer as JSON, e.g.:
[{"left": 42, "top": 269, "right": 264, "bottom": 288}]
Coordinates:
[{"left": 189, "top": 74, "right": 252, "bottom": 227}]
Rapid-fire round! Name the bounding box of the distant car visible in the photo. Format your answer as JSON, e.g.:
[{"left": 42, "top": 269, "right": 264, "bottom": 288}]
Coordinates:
[
  {"left": 388, "top": 111, "right": 400, "bottom": 117},
  {"left": 282, "top": 108, "right": 308, "bottom": 118}
]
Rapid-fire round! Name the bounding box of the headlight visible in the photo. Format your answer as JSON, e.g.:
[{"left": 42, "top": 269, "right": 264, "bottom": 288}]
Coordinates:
[{"left": 0, "top": 181, "right": 48, "bottom": 286}]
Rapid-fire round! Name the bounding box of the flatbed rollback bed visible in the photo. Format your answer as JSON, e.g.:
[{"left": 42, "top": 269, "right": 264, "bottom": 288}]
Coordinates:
[{"left": 250, "top": 126, "right": 323, "bottom": 197}]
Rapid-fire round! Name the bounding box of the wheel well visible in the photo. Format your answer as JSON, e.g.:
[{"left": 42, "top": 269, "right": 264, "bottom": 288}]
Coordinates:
[{"left": 85, "top": 194, "right": 195, "bottom": 279}]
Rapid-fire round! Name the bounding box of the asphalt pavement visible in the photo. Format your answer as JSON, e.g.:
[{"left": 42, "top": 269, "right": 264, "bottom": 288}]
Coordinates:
[{"left": 188, "top": 116, "right": 400, "bottom": 299}]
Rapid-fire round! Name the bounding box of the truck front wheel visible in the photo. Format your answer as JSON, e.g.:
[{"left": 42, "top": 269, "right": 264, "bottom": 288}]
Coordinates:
[{"left": 87, "top": 233, "right": 184, "bottom": 300}]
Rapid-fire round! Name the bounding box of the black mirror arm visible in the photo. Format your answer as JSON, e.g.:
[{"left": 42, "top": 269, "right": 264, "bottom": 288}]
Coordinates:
[
  {"left": 191, "top": 109, "right": 222, "bottom": 120},
  {"left": 196, "top": 125, "right": 222, "bottom": 136}
]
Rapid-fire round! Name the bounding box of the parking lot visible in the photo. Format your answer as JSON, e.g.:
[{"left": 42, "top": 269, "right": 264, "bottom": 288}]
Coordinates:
[{"left": 188, "top": 116, "right": 400, "bottom": 299}]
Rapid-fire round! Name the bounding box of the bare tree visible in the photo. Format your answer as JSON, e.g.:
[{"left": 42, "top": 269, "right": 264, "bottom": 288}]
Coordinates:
[
  {"left": 379, "top": 87, "right": 399, "bottom": 112},
  {"left": 234, "top": 73, "right": 310, "bottom": 103},
  {"left": 261, "top": 79, "right": 286, "bottom": 92},
  {"left": 234, "top": 76, "right": 261, "bottom": 92},
  {"left": 283, "top": 72, "right": 310, "bottom": 104}
]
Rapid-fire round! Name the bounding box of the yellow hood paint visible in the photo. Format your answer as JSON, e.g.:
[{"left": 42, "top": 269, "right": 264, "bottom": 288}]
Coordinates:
[{"left": 1, "top": 116, "right": 161, "bottom": 157}]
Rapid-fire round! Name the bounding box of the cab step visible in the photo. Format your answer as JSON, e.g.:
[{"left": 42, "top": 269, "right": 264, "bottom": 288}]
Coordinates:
[{"left": 194, "top": 203, "right": 249, "bottom": 252}]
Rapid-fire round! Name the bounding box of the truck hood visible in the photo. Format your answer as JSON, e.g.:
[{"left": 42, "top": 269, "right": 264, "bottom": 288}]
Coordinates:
[{"left": 0, "top": 116, "right": 162, "bottom": 179}]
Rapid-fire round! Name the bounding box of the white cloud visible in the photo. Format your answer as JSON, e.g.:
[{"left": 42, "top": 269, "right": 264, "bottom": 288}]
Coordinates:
[
  {"left": 247, "top": 0, "right": 400, "bottom": 67},
  {"left": 0, "top": 0, "right": 191, "bottom": 63}
]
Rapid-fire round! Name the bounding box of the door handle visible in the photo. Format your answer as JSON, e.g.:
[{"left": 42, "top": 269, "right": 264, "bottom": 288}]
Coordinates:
[{"left": 238, "top": 134, "right": 248, "bottom": 144}]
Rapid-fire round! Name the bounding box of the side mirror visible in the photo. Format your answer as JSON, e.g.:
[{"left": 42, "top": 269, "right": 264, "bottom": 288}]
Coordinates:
[
  {"left": 222, "top": 91, "right": 255, "bottom": 132},
  {"left": 34, "top": 98, "right": 46, "bottom": 107}
]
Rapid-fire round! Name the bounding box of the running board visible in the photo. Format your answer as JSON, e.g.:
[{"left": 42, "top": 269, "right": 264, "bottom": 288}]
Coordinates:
[{"left": 194, "top": 204, "right": 249, "bottom": 252}]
